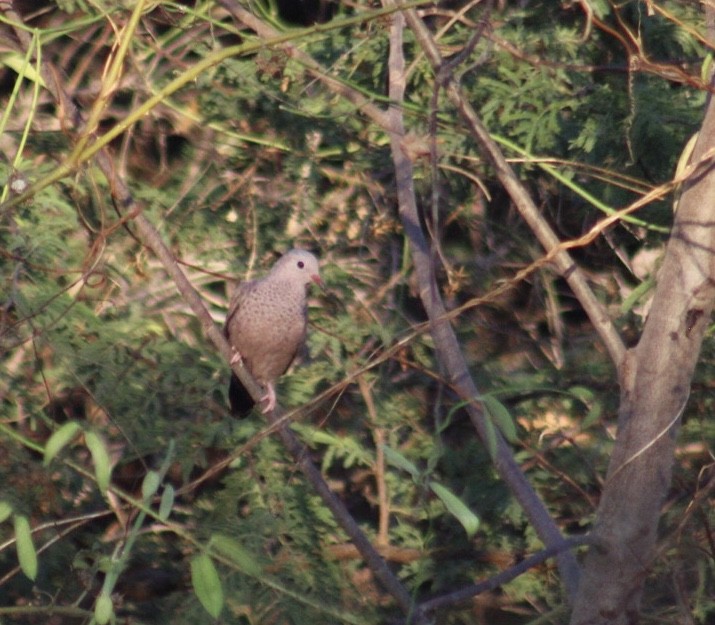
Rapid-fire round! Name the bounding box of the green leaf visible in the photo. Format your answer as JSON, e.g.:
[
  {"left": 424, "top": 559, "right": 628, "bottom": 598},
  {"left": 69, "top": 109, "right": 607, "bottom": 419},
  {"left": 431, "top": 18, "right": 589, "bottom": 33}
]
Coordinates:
[
  {"left": 482, "top": 395, "right": 519, "bottom": 443},
  {"left": 581, "top": 400, "right": 603, "bottom": 430},
  {"left": 191, "top": 553, "right": 224, "bottom": 618},
  {"left": 483, "top": 416, "right": 499, "bottom": 461},
  {"left": 702, "top": 53, "right": 713, "bottom": 84},
  {"left": 305, "top": 429, "right": 339, "bottom": 446},
  {"left": 43, "top": 421, "right": 81, "bottom": 466},
  {"left": 381, "top": 445, "right": 420, "bottom": 480},
  {"left": 569, "top": 385, "right": 603, "bottom": 429},
  {"left": 158, "top": 485, "right": 175, "bottom": 522},
  {"left": 0, "top": 52, "right": 47, "bottom": 86},
  {"left": 14, "top": 514, "right": 37, "bottom": 581},
  {"left": 430, "top": 482, "right": 480, "bottom": 539},
  {"left": 210, "top": 534, "right": 262, "bottom": 576},
  {"left": 94, "top": 592, "right": 114, "bottom": 625},
  {"left": 141, "top": 470, "right": 161, "bottom": 500},
  {"left": 0, "top": 500, "right": 13, "bottom": 523},
  {"left": 85, "top": 431, "right": 112, "bottom": 493},
  {"left": 568, "top": 386, "right": 594, "bottom": 403}
]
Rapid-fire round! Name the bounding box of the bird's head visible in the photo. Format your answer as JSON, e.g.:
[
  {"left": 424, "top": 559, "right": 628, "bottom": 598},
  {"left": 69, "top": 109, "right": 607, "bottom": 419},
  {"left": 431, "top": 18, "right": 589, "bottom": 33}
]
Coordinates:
[{"left": 273, "top": 249, "right": 323, "bottom": 289}]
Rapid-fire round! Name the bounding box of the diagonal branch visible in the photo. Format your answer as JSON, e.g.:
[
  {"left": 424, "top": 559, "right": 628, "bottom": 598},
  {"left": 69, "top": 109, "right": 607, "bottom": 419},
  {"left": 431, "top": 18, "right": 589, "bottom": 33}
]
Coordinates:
[
  {"left": 0, "top": 4, "right": 421, "bottom": 618},
  {"left": 382, "top": 5, "right": 581, "bottom": 600},
  {"left": 418, "top": 534, "right": 595, "bottom": 616},
  {"left": 216, "top": 0, "right": 587, "bottom": 601},
  {"left": 397, "top": 2, "right": 627, "bottom": 372}
]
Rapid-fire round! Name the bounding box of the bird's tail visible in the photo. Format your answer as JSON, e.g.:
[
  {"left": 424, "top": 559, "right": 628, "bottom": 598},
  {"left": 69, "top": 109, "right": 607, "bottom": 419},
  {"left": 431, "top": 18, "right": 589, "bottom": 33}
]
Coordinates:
[{"left": 228, "top": 373, "right": 256, "bottom": 417}]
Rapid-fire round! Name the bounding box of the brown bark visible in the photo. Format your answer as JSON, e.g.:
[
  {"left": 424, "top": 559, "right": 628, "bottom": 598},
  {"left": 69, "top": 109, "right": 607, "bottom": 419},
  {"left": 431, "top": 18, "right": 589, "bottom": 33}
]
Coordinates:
[{"left": 569, "top": 60, "right": 715, "bottom": 625}]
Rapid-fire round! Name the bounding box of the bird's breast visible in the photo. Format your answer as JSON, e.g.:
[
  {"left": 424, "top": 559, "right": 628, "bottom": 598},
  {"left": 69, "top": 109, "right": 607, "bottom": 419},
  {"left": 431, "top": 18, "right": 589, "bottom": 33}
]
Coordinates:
[{"left": 227, "top": 287, "right": 307, "bottom": 382}]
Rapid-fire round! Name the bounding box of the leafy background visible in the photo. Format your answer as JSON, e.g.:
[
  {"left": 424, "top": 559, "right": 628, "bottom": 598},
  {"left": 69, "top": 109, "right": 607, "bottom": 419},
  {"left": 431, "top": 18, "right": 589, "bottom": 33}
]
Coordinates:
[{"left": 0, "top": 1, "right": 713, "bottom": 624}]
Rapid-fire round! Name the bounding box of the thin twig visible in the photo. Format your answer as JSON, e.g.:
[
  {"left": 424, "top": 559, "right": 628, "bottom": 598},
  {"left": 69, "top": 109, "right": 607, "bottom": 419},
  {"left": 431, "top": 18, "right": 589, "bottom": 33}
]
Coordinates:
[{"left": 358, "top": 375, "right": 391, "bottom": 545}]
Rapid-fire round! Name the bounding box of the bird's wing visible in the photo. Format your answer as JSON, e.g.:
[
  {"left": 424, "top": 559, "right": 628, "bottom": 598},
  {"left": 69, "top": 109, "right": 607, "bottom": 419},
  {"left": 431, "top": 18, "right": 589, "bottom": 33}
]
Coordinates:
[{"left": 223, "top": 279, "right": 253, "bottom": 336}]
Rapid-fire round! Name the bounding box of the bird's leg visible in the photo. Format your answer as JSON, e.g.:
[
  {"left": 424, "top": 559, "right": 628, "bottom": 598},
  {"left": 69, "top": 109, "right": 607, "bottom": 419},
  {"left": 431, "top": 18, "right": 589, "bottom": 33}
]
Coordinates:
[
  {"left": 229, "top": 347, "right": 243, "bottom": 365},
  {"left": 260, "top": 383, "right": 277, "bottom": 414}
]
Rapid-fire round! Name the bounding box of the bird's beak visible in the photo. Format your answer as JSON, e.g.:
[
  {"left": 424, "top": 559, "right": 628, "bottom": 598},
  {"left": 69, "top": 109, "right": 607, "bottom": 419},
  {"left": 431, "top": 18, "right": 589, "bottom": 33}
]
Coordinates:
[{"left": 311, "top": 274, "right": 324, "bottom": 288}]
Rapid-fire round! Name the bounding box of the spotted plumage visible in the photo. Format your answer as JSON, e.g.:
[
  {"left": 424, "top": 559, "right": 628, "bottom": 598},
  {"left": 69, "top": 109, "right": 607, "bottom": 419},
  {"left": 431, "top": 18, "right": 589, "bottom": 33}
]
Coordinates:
[{"left": 224, "top": 249, "right": 322, "bottom": 415}]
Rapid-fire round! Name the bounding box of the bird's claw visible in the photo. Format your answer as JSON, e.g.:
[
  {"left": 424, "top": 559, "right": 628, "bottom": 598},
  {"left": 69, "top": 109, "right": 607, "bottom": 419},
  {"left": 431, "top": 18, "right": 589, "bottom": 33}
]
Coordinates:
[
  {"left": 229, "top": 348, "right": 243, "bottom": 366},
  {"left": 259, "top": 384, "right": 277, "bottom": 414}
]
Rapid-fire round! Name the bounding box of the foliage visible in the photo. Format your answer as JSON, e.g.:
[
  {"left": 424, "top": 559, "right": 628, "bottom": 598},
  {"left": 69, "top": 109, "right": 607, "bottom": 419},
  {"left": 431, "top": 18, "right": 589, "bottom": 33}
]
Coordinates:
[{"left": 0, "top": 1, "right": 713, "bottom": 624}]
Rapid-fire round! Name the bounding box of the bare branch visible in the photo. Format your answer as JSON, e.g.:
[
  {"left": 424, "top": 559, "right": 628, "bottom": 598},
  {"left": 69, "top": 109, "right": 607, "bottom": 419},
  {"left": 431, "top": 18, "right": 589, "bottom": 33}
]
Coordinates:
[
  {"left": 418, "top": 534, "right": 595, "bottom": 616},
  {"left": 382, "top": 2, "right": 581, "bottom": 600}
]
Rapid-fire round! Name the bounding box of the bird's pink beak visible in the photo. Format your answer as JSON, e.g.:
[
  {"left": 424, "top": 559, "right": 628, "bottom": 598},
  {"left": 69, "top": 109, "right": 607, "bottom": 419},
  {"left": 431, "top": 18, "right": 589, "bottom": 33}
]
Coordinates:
[{"left": 311, "top": 274, "right": 324, "bottom": 288}]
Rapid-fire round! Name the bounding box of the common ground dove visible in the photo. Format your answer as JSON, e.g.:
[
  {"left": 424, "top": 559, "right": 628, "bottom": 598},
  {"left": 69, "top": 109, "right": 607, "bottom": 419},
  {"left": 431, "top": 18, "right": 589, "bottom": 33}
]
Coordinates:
[{"left": 224, "top": 249, "right": 322, "bottom": 415}]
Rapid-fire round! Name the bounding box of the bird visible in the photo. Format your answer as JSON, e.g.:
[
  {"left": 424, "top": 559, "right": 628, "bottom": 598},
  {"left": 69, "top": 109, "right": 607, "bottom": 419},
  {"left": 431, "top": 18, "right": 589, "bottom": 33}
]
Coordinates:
[{"left": 224, "top": 249, "right": 322, "bottom": 416}]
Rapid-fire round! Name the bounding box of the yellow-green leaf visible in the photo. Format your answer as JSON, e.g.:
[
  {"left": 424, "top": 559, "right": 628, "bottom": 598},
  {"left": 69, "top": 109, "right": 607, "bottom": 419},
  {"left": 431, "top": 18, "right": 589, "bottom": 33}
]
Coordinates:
[
  {"left": 430, "top": 482, "right": 480, "bottom": 539},
  {"left": 482, "top": 395, "right": 519, "bottom": 443},
  {"left": 0, "top": 52, "right": 46, "bottom": 87},
  {"left": 85, "top": 431, "right": 112, "bottom": 493},
  {"left": 158, "top": 485, "right": 175, "bottom": 522},
  {"left": 191, "top": 553, "right": 224, "bottom": 618},
  {"left": 44, "top": 421, "right": 81, "bottom": 466},
  {"left": 141, "top": 470, "right": 161, "bottom": 500},
  {"left": 210, "top": 533, "right": 262, "bottom": 576},
  {"left": 0, "top": 500, "right": 13, "bottom": 523},
  {"left": 14, "top": 514, "right": 37, "bottom": 581},
  {"left": 381, "top": 445, "right": 420, "bottom": 480}
]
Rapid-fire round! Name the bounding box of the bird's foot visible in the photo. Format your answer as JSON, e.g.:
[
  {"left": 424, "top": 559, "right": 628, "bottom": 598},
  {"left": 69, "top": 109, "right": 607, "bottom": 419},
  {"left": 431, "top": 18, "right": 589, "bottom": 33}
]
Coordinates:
[
  {"left": 260, "top": 384, "right": 277, "bottom": 414},
  {"left": 229, "top": 348, "right": 243, "bottom": 366}
]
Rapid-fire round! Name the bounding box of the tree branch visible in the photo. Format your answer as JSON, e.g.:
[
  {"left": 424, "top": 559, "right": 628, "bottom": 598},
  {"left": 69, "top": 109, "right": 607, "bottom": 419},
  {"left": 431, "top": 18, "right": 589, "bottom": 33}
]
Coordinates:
[
  {"left": 397, "top": 2, "right": 627, "bottom": 372},
  {"left": 382, "top": 4, "right": 581, "bottom": 600},
  {"left": 211, "top": 2, "right": 583, "bottom": 599},
  {"left": 417, "top": 534, "right": 594, "bottom": 617},
  {"left": 0, "top": 4, "right": 420, "bottom": 619},
  {"left": 570, "top": 13, "right": 715, "bottom": 623}
]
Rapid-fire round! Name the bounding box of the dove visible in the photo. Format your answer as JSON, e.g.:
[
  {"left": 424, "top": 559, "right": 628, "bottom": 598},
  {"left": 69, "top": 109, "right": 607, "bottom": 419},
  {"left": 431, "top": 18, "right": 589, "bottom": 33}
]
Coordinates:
[{"left": 224, "top": 249, "right": 322, "bottom": 415}]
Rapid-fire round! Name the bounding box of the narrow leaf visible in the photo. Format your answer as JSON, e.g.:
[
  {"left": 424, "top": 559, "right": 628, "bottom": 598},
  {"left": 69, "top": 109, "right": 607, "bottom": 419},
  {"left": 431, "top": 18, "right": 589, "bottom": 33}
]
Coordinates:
[
  {"left": 85, "top": 431, "right": 112, "bottom": 493},
  {"left": 381, "top": 445, "right": 420, "bottom": 480},
  {"left": 702, "top": 53, "right": 713, "bottom": 84},
  {"left": 620, "top": 276, "right": 655, "bottom": 314},
  {"left": 581, "top": 401, "right": 603, "bottom": 430},
  {"left": 430, "top": 482, "right": 480, "bottom": 538},
  {"left": 141, "top": 470, "right": 161, "bottom": 500},
  {"left": 0, "top": 52, "right": 47, "bottom": 86},
  {"left": 191, "top": 553, "right": 224, "bottom": 618},
  {"left": 43, "top": 421, "right": 81, "bottom": 466},
  {"left": 569, "top": 386, "right": 603, "bottom": 429},
  {"left": 0, "top": 500, "right": 13, "bottom": 523},
  {"left": 482, "top": 395, "right": 519, "bottom": 443},
  {"left": 483, "top": 416, "right": 498, "bottom": 460},
  {"left": 568, "top": 386, "right": 595, "bottom": 403},
  {"left": 158, "top": 485, "right": 175, "bottom": 522},
  {"left": 14, "top": 514, "right": 37, "bottom": 581},
  {"left": 210, "top": 533, "right": 262, "bottom": 576}
]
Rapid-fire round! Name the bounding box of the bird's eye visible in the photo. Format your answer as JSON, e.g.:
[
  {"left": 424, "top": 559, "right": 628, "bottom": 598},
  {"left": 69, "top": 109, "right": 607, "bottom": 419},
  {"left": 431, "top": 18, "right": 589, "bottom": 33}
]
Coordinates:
[{"left": 297, "top": 261, "right": 305, "bottom": 269}]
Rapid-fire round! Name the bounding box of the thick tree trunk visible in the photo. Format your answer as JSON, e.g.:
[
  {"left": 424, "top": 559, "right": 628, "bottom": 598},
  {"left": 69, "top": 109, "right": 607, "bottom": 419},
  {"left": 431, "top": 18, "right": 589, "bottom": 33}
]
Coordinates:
[{"left": 570, "top": 59, "right": 715, "bottom": 625}]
